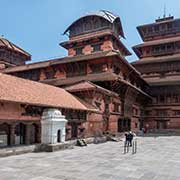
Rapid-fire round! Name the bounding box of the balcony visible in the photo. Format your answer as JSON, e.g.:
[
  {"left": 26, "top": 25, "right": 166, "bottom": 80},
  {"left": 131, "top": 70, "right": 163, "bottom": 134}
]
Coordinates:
[
  {"left": 144, "top": 27, "right": 180, "bottom": 39},
  {"left": 152, "top": 49, "right": 174, "bottom": 57}
]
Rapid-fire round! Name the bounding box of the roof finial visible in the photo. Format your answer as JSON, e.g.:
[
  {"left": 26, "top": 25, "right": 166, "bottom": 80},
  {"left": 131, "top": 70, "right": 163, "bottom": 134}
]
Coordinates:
[{"left": 163, "top": 4, "right": 166, "bottom": 18}]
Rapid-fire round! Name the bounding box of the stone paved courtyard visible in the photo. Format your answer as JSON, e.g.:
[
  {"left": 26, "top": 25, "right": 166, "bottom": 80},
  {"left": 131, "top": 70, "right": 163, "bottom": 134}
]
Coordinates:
[{"left": 0, "top": 136, "right": 180, "bottom": 180}]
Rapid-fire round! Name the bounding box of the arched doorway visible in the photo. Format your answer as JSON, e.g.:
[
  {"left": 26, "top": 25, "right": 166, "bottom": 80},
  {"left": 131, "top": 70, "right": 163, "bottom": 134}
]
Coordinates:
[
  {"left": 71, "top": 122, "right": 78, "bottom": 139},
  {"left": 30, "top": 123, "right": 39, "bottom": 144},
  {"left": 57, "top": 129, "right": 61, "bottom": 143},
  {"left": 15, "top": 123, "right": 26, "bottom": 145},
  {"left": 118, "top": 119, "right": 123, "bottom": 132},
  {"left": 0, "top": 123, "right": 10, "bottom": 146},
  {"left": 118, "top": 118, "right": 131, "bottom": 132}
]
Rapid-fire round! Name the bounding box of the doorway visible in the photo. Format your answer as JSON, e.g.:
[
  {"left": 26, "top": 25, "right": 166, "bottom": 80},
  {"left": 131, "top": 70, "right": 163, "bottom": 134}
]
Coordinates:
[
  {"left": 157, "top": 121, "right": 167, "bottom": 129},
  {"left": 71, "top": 122, "right": 78, "bottom": 139},
  {"left": 118, "top": 118, "right": 131, "bottom": 132},
  {"left": 57, "top": 129, "right": 61, "bottom": 143},
  {"left": 15, "top": 123, "right": 26, "bottom": 145}
]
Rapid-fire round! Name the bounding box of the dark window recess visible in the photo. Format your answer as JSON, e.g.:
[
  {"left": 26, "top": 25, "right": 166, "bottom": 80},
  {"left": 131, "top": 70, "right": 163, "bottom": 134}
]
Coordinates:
[
  {"left": 135, "top": 109, "right": 138, "bottom": 115},
  {"left": 16, "top": 70, "right": 40, "bottom": 81},
  {"left": 160, "top": 73, "right": 166, "bottom": 78},
  {"left": 75, "top": 47, "right": 83, "bottom": 55},
  {"left": 146, "top": 50, "right": 150, "bottom": 55},
  {"left": 89, "top": 63, "right": 104, "bottom": 73},
  {"left": 113, "top": 65, "right": 120, "bottom": 74},
  {"left": 45, "top": 70, "right": 55, "bottom": 79},
  {"left": 21, "top": 106, "right": 42, "bottom": 117},
  {"left": 154, "top": 25, "right": 159, "bottom": 32},
  {"left": 174, "top": 110, "right": 180, "bottom": 116},
  {"left": 94, "top": 101, "right": 101, "bottom": 110},
  {"left": 92, "top": 44, "right": 101, "bottom": 52},
  {"left": 113, "top": 103, "right": 120, "bottom": 112},
  {"left": 156, "top": 110, "right": 168, "bottom": 117},
  {"left": 123, "top": 74, "right": 127, "bottom": 80},
  {"left": 105, "top": 103, "right": 109, "bottom": 113},
  {"left": 61, "top": 109, "right": 87, "bottom": 121},
  {"left": 159, "top": 95, "right": 165, "bottom": 103},
  {"left": 66, "top": 62, "right": 86, "bottom": 77},
  {"left": 167, "top": 23, "right": 172, "bottom": 29},
  {"left": 135, "top": 123, "right": 138, "bottom": 128}
]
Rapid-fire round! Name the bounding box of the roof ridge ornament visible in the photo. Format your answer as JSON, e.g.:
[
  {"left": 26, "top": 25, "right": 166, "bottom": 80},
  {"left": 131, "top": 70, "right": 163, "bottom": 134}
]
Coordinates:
[{"left": 163, "top": 4, "right": 166, "bottom": 18}]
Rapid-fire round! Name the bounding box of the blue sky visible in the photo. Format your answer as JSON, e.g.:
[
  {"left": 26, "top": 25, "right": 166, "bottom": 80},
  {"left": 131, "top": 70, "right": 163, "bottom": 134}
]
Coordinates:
[{"left": 1, "top": 0, "right": 180, "bottom": 63}]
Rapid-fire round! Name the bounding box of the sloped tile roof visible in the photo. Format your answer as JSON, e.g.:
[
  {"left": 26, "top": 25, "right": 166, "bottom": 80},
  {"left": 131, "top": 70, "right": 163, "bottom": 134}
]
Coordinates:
[
  {"left": 0, "top": 37, "right": 31, "bottom": 58},
  {"left": 65, "top": 81, "right": 119, "bottom": 97},
  {"left": 0, "top": 73, "right": 97, "bottom": 111}
]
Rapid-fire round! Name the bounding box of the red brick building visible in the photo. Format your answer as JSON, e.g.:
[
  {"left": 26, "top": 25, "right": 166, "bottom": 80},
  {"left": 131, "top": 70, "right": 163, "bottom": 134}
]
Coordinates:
[
  {"left": 0, "top": 73, "right": 95, "bottom": 147},
  {"left": 0, "top": 11, "right": 180, "bottom": 146}
]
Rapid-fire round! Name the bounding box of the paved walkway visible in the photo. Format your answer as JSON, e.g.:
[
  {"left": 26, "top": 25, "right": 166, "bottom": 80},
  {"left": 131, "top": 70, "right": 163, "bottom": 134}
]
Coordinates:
[{"left": 0, "top": 136, "right": 180, "bottom": 180}]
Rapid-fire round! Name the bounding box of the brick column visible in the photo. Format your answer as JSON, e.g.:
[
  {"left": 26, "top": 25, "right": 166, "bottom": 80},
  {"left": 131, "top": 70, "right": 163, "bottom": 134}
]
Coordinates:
[
  {"left": 25, "top": 124, "right": 32, "bottom": 145},
  {"left": 9, "top": 124, "right": 16, "bottom": 146}
]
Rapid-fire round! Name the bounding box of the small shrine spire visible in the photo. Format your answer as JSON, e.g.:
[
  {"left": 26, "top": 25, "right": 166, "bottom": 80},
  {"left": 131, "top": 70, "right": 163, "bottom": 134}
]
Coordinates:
[{"left": 163, "top": 4, "right": 166, "bottom": 18}]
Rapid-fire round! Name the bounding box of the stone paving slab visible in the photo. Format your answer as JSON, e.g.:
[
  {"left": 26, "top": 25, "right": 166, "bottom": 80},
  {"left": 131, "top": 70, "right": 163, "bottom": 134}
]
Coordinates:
[{"left": 0, "top": 136, "right": 180, "bottom": 180}]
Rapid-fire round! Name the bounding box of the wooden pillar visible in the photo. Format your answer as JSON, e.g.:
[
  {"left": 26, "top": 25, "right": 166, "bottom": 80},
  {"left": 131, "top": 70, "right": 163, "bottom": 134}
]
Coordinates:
[
  {"left": 36, "top": 124, "right": 41, "bottom": 143},
  {"left": 9, "top": 124, "right": 16, "bottom": 146},
  {"left": 25, "top": 123, "right": 32, "bottom": 145}
]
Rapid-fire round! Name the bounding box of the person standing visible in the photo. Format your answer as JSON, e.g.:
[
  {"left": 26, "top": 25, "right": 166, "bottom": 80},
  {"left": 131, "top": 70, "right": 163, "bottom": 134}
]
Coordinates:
[
  {"left": 124, "top": 132, "right": 129, "bottom": 146},
  {"left": 128, "top": 131, "right": 134, "bottom": 147}
]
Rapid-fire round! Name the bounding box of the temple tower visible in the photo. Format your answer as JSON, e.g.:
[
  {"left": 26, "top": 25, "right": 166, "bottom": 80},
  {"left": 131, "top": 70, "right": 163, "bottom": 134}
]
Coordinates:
[
  {"left": 132, "top": 16, "right": 180, "bottom": 130},
  {"left": 0, "top": 37, "right": 31, "bottom": 69},
  {"left": 60, "top": 10, "right": 131, "bottom": 57}
]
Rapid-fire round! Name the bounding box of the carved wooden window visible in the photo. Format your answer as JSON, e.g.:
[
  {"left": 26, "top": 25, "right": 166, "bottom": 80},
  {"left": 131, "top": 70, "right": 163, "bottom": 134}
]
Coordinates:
[
  {"left": 89, "top": 63, "right": 104, "bottom": 73},
  {"left": 156, "top": 110, "right": 168, "bottom": 117},
  {"left": 94, "top": 20, "right": 101, "bottom": 29},
  {"left": 66, "top": 62, "right": 86, "bottom": 77},
  {"left": 159, "top": 95, "right": 165, "bottom": 103},
  {"left": 174, "top": 110, "right": 180, "bottom": 116},
  {"left": 154, "top": 25, "right": 159, "bottom": 32},
  {"left": 94, "top": 101, "right": 101, "bottom": 110},
  {"left": 21, "top": 106, "right": 42, "bottom": 117},
  {"left": 75, "top": 47, "right": 83, "bottom": 55},
  {"left": 123, "top": 74, "right": 127, "bottom": 80},
  {"left": 44, "top": 69, "right": 55, "bottom": 79},
  {"left": 113, "top": 65, "right": 120, "bottom": 75},
  {"left": 167, "top": 23, "right": 172, "bottom": 30},
  {"left": 173, "top": 95, "right": 180, "bottom": 103},
  {"left": 113, "top": 103, "right": 120, "bottom": 112},
  {"left": 92, "top": 44, "right": 101, "bottom": 52},
  {"left": 148, "top": 27, "right": 153, "bottom": 33},
  {"left": 84, "top": 22, "right": 91, "bottom": 31},
  {"left": 105, "top": 103, "right": 109, "bottom": 113}
]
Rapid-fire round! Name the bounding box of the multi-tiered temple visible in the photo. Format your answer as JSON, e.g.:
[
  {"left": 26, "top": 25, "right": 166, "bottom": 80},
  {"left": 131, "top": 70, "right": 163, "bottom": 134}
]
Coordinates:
[
  {"left": 132, "top": 16, "right": 180, "bottom": 130},
  {"left": 1, "top": 11, "right": 150, "bottom": 142}
]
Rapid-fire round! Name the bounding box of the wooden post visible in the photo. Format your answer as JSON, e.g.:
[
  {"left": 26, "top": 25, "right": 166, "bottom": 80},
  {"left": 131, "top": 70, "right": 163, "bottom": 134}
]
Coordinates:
[
  {"left": 25, "top": 123, "right": 32, "bottom": 145},
  {"left": 9, "top": 124, "right": 16, "bottom": 146}
]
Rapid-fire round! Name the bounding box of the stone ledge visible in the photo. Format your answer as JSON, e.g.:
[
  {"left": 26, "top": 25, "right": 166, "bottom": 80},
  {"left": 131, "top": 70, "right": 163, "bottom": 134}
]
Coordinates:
[
  {"left": 38, "top": 136, "right": 107, "bottom": 152},
  {"left": 37, "top": 142, "right": 74, "bottom": 152},
  {"left": 0, "top": 145, "right": 37, "bottom": 158},
  {"left": 0, "top": 136, "right": 108, "bottom": 156}
]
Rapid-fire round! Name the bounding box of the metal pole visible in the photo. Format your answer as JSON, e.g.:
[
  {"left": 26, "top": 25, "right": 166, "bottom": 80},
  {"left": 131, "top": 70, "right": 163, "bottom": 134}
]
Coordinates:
[
  {"left": 132, "top": 140, "right": 134, "bottom": 154},
  {"left": 124, "top": 141, "right": 127, "bottom": 154},
  {"left": 127, "top": 142, "right": 129, "bottom": 153}
]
